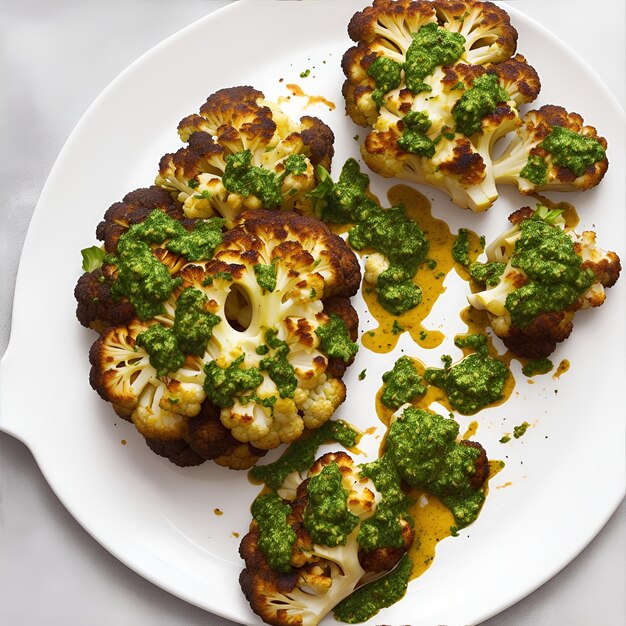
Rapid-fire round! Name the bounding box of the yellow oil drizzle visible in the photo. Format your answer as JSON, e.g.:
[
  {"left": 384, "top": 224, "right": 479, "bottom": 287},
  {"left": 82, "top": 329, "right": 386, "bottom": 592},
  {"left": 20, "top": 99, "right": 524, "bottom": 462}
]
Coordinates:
[
  {"left": 553, "top": 359, "right": 570, "bottom": 379},
  {"left": 407, "top": 489, "right": 455, "bottom": 579},
  {"left": 281, "top": 83, "right": 336, "bottom": 110},
  {"left": 361, "top": 185, "right": 457, "bottom": 354},
  {"left": 462, "top": 421, "right": 478, "bottom": 439}
]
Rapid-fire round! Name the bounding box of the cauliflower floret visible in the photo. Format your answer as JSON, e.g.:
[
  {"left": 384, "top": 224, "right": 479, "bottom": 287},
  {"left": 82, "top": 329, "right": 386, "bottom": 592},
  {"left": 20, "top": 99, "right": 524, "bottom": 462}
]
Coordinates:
[
  {"left": 240, "top": 452, "right": 411, "bottom": 626},
  {"left": 296, "top": 375, "right": 347, "bottom": 430},
  {"left": 433, "top": 0, "right": 518, "bottom": 65},
  {"left": 364, "top": 252, "right": 390, "bottom": 285},
  {"left": 468, "top": 206, "right": 621, "bottom": 357},
  {"left": 493, "top": 104, "right": 608, "bottom": 194},
  {"left": 156, "top": 86, "right": 334, "bottom": 226},
  {"left": 84, "top": 207, "right": 361, "bottom": 464},
  {"left": 89, "top": 320, "right": 206, "bottom": 441},
  {"left": 354, "top": 56, "right": 539, "bottom": 211}
]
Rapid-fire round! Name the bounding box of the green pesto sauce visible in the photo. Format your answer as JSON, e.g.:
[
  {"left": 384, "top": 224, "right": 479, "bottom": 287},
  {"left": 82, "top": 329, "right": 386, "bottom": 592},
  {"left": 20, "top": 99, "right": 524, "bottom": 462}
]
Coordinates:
[
  {"left": 452, "top": 228, "right": 471, "bottom": 266},
  {"left": 499, "top": 434, "right": 511, "bottom": 444},
  {"left": 358, "top": 369, "right": 367, "bottom": 380},
  {"left": 111, "top": 236, "right": 182, "bottom": 320},
  {"left": 522, "top": 358, "right": 554, "bottom": 377},
  {"left": 367, "top": 56, "right": 403, "bottom": 107},
  {"left": 469, "top": 261, "right": 506, "bottom": 287},
  {"left": 249, "top": 420, "right": 359, "bottom": 491},
  {"left": 358, "top": 455, "right": 412, "bottom": 552},
  {"left": 222, "top": 150, "right": 283, "bottom": 208},
  {"left": 391, "top": 320, "right": 405, "bottom": 335},
  {"left": 259, "top": 330, "right": 297, "bottom": 399},
  {"left": 506, "top": 218, "right": 594, "bottom": 327},
  {"left": 283, "top": 154, "right": 307, "bottom": 176},
  {"left": 315, "top": 158, "right": 373, "bottom": 224},
  {"left": 136, "top": 324, "right": 185, "bottom": 377},
  {"left": 386, "top": 407, "right": 485, "bottom": 527},
  {"left": 303, "top": 462, "right": 359, "bottom": 547},
  {"left": 166, "top": 217, "right": 224, "bottom": 261},
  {"left": 253, "top": 261, "right": 277, "bottom": 293},
  {"left": 452, "top": 73, "right": 509, "bottom": 136},
  {"left": 405, "top": 23, "right": 466, "bottom": 94},
  {"left": 380, "top": 355, "right": 427, "bottom": 409},
  {"left": 397, "top": 110, "right": 435, "bottom": 157},
  {"left": 314, "top": 159, "right": 429, "bottom": 315},
  {"left": 541, "top": 125, "right": 606, "bottom": 177},
  {"left": 108, "top": 210, "right": 224, "bottom": 320},
  {"left": 172, "top": 287, "right": 221, "bottom": 356},
  {"left": 520, "top": 154, "right": 548, "bottom": 186},
  {"left": 513, "top": 421, "right": 530, "bottom": 439},
  {"left": 251, "top": 493, "right": 296, "bottom": 573},
  {"left": 203, "top": 355, "right": 263, "bottom": 408},
  {"left": 315, "top": 314, "right": 359, "bottom": 363},
  {"left": 334, "top": 554, "right": 413, "bottom": 623},
  {"left": 348, "top": 202, "right": 429, "bottom": 316},
  {"left": 424, "top": 334, "right": 509, "bottom": 414}
]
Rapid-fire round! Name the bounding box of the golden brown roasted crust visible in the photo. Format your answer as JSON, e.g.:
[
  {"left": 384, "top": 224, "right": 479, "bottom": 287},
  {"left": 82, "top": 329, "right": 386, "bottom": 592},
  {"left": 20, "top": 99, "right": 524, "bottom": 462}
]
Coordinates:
[
  {"left": 438, "top": 139, "right": 486, "bottom": 185},
  {"left": 74, "top": 268, "right": 135, "bottom": 331},
  {"left": 347, "top": 0, "right": 435, "bottom": 43},
  {"left": 299, "top": 116, "right": 335, "bottom": 171},
  {"left": 460, "top": 440, "right": 489, "bottom": 490},
  {"left": 144, "top": 437, "right": 206, "bottom": 467},
  {"left": 488, "top": 54, "right": 541, "bottom": 103},
  {"left": 358, "top": 518, "right": 413, "bottom": 573},
  {"left": 433, "top": 0, "right": 518, "bottom": 59},
  {"left": 229, "top": 210, "right": 362, "bottom": 299},
  {"left": 95, "top": 186, "right": 187, "bottom": 254}
]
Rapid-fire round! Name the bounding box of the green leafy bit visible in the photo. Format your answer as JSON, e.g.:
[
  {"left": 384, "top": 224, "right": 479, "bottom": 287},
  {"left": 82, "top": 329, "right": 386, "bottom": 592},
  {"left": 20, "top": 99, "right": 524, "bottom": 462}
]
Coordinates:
[
  {"left": 136, "top": 324, "right": 185, "bottom": 377},
  {"left": 251, "top": 494, "right": 296, "bottom": 573},
  {"left": 380, "top": 356, "right": 426, "bottom": 409},
  {"left": 314, "top": 158, "right": 374, "bottom": 224},
  {"left": 203, "top": 355, "right": 264, "bottom": 408},
  {"left": 249, "top": 420, "right": 359, "bottom": 491},
  {"left": 334, "top": 554, "right": 413, "bottom": 623},
  {"left": 259, "top": 330, "right": 297, "bottom": 399},
  {"left": 541, "top": 125, "right": 606, "bottom": 177},
  {"left": 81, "top": 246, "right": 106, "bottom": 272},
  {"left": 303, "top": 462, "right": 360, "bottom": 547},
  {"left": 172, "top": 287, "right": 221, "bottom": 356},
  {"left": 315, "top": 314, "right": 359, "bottom": 363},
  {"left": 358, "top": 369, "right": 367, "bottom": 380},
  {"left": 424, "top": 334, "right": 509, "bottom": 414},
  {"left": 452, "top": 73, "right": 509, "bottom": 136},
  {"left": 222, "top": 150, "right": 283, "bottom": 208}
]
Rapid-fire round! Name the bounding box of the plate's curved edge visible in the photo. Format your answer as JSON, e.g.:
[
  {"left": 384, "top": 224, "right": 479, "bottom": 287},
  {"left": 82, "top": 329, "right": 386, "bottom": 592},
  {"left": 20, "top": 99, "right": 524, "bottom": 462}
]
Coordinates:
[{"left": 0, "top": 0, "right": 240, "bottom": 441}]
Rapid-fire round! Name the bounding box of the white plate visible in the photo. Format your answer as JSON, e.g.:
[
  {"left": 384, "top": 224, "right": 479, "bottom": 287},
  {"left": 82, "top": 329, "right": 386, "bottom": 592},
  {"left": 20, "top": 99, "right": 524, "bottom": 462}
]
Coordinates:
[{"left": 0, "top": 1, "right": 624, "bottom": 624}]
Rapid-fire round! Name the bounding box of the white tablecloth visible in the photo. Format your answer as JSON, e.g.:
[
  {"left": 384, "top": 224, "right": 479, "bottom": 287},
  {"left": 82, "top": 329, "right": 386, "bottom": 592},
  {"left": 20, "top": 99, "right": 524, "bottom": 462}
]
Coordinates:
[{"left": 1, "top": 1, "right": 624, "bottom": 624}]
